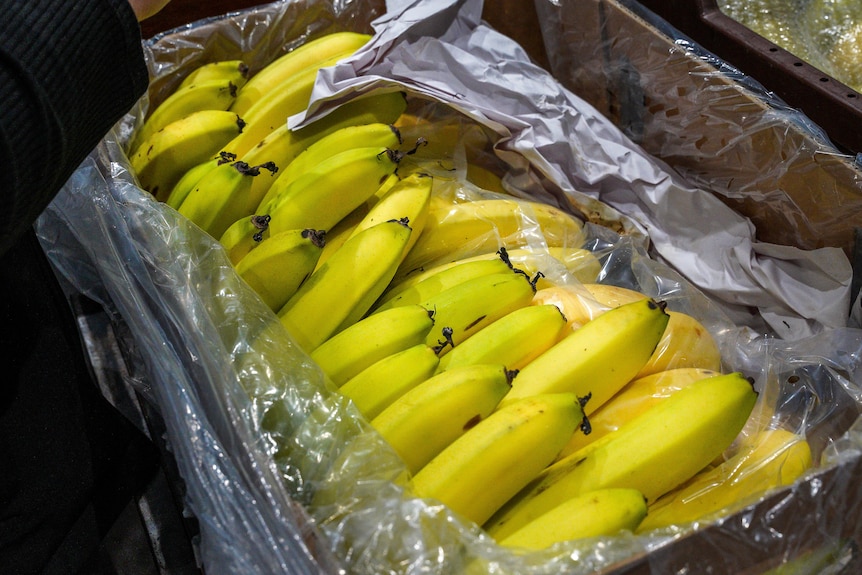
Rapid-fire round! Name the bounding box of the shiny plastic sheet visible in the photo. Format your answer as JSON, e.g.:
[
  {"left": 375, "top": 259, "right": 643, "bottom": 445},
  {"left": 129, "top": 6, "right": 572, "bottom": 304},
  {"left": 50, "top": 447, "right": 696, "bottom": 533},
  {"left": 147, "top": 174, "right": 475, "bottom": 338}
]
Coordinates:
[{"left": 32, "top": 0, "right": 862, "bottom": 573}]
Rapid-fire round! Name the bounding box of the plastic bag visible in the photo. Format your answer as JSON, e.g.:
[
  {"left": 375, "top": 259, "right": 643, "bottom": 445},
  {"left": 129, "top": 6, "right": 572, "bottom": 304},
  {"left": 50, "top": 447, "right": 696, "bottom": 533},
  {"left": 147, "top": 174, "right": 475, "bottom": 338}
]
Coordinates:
[{"left": 34, "top": 0, "right": 862, "bottom": 573}]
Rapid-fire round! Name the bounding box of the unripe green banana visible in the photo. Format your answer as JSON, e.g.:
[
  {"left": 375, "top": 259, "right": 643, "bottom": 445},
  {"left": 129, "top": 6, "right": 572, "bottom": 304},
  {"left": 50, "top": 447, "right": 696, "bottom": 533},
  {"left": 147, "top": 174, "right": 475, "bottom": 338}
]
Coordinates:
[
  {"left": 278, "top": 219, "right": 413, "bottom": 352},
  {"left": 499, "top": 298, "right": 670, "bottom": 413},
  {"left": 130, "top": 110, "right": 246, "bottom": 201},
  {"left": 410, "top": 392, "right": 587, "bottom": 527},
  {"left": 435, "top": 304, "right": 568, "bottom": 373},
  {"left": 339, "top": 343, "right": 441, "bottom": 420},
  {"left": 310, "top": 303, "right": 435, "bottom": 386},
  {"left": 370, "top": 363, "right": 515, "bottom": 474},
  {"left": 484, "top": 372, "right": 758, "bottom": 540},
  {"left": 234, "top": 228, "right": 326, "bottom": 312},
  {"left": 498, "top": 487, "right": 647, "bottom": 549}
]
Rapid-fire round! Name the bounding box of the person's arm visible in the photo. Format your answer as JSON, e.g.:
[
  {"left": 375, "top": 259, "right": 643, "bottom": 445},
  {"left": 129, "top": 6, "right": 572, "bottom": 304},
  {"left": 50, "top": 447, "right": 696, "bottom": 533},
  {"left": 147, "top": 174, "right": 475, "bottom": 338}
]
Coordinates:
[{"left": 0, "top": 0, "right": 168, "bottom": 257}]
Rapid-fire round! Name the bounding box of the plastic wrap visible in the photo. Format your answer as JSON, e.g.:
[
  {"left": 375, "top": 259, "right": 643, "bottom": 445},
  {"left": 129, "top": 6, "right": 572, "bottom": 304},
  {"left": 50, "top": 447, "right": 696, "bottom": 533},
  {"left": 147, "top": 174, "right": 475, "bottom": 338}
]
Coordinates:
[{"left": 32, "top": 0, "right": 862, "bottom": 573}]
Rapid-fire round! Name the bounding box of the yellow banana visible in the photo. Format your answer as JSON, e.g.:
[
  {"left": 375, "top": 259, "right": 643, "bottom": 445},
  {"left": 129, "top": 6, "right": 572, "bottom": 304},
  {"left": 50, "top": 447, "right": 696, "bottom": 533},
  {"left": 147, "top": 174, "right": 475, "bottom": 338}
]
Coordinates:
[
  {"left": 130, "top": 110, "right": 246, "bottom": 201},
  {"left": 374, "top": 252, "right": 516, "bottom": 313},
  {"left": 230, "top": 31, "right": 370, "bottom": 116},
  {"left": 497, "top": 488, "right": 648, "bottom": 549},
  {"left": 309, "top": 303, "right": 435, "bottom": 387},
  {"left": 256, "top": 122, "right": 403, "bottom": 210},
  {"left": 395, "top": 197, "right": 585, "bottom": 280},
  {"left": 177, "top": 59, "right": 250, "bottom": 91},
  {"left": 177, "top": 158, "right": 277, "bottom": 239},
  {"left": 409, "top": 392, "right": 587, "bottom": 527},
  {"left": 165, "top": 157, "right": 226, "bottom": 210},
  {"left": 219, "top": 214, "right": 273, "bottom": 265},
  {"left": 278, "top": 219, "right": 413, "bottom": 352},
  {"left": 234, "top": 228, "right": 326, "bottom": 312},
  {"left": 370, "top": 363, "right": 515, "bottom": 475},
  {"left": 557, "top": 367, "right": 720, "bottom": 460},
  {"left": 131, "top": 78, "right": 242, "bottom": 153},
  {"left": 637, "top": 427, "right": 812, "bottom": 533},
  {"left": 260, "top": 146, "right": 402, "bottom": 239},
  {"left": 435, "top": 304, "right": 568, "bottom": 373},
  {"left": 499, "top": 298, "right": 670, "bottom": 413},
  {"left": 484, "top": 372, "right": 758, "bottom": 540},
  {"left": 414, "top": 270, "right": 538, "bottom": 354},
  {"left": 339, "top": 343, "right": 440, "bottom": 420}
]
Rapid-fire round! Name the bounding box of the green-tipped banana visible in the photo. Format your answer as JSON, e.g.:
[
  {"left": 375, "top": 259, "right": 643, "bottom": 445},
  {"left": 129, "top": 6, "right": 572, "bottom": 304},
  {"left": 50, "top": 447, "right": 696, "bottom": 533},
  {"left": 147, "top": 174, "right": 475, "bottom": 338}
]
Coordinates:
[
  {"left": 278, "top": 219, "right": 413, "bottom": 352},
  {"left": 436, "top": 303, "right": 568, "bottom": 373},
  {"left": 234, "top": 228, "right": 326, "bottom": 312},
  {"left": 498, "top": 488, "right": 647, "bottom": 549},
  {"left": 410, "top": 392, "right": 587, "bottom": 527},
  {"left": 130, "top": 110, "right": 246, "bottom": 201},
  {"left": 371, "top": 363, "right": 514, "bottom": 474},
  {"left": 310, "top": 303, "right": 435, "bottom": 387},
  {"left": 499, "top": 298, "right": 670, "bottom": 413},
  {"left": 339, "top": 343, "right": 441, "bottom": 420},
  {"left": 484, "top": 372, "right": 758, "bottom": 540},
  {"left": 230, "top": 32, "right": 371, "bottom": 116}
]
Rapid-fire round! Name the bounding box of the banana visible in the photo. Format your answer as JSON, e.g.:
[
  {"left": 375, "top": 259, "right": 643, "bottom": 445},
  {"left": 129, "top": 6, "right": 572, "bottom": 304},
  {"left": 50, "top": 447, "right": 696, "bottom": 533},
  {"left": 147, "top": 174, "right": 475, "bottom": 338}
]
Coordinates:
[
  {"left": 499, "top": 298, "right": 670, "bottom": 413},
  {"left": 339, "top": 343, "right": 441, "bottom": 420},
  {"left": 165, "top": 157, "right": 226, "bottom": 210},
  {"left": 219, "top": 214, "right": 273, "bottom": 265},
  {"left": 233, "top": 228, "right": 326, "bottom": 312},
  {"left": 497, "top": 487, "right": 647, "bottom": 549},
  {"left": 230, "top": 32, "right": 371, "bottom": 116},
  {"left": 130, "top": 110, "right": 246, "bottom": 201},
  {"left": 395, "top": 197, "right": 585, "bottom": 281},
  {"left": 374, "top": 251, "right": 517, "bottom": 313},
  {"left": 256, "top": 122, "right": 403, "bottom": 210},
  {"left": 435, "top": 304, "right": 568, "bottom": 374},
  {"left": 370, "top": 363, "right": 515, "bottom": 475},
  {"left": 414, "top": 270, "right": 539, "bottom": 354},
  {"left": 484, "top": 372, "right": 758, "bottom": 540},
  {"left": 278, "top": 219, "right": 413, "bottom": 352},
  {"left": 131, "top": 78, "right": 243, "bottom": 154},
  {"left": 177, "top": 59, "right": 250, "bottom": 92},
  {"left": 557, "top": 367, "right": 720, "bottom": 460},
  {"left": 636, "top": 427, "right": 812, "bottom": 533},
  {"left": 409, "top": 392, "right": 587, "bottom": 527},
  {"left": 177, "top": 158, "right": 278, "bottom": 239},
  {"left": 259, "top": 146, "right": 402, "bottom": 238},
  {"left": 309, "top": 303, "right": 435, "bottom": 387}
]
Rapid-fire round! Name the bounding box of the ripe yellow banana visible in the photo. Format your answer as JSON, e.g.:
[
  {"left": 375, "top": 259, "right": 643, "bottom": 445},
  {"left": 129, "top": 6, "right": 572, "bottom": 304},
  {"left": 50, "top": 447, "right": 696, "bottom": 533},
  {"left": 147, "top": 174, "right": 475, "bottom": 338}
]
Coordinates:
[
  {"left": 260, "top": 146, "right": 402, "bottom": 240},
  {"left": 234, "top": 228, "right": 326, "bottom": 312},
  {"left": 177, "top": 59, "right": 250, "bottom": 92},
  {"left": 131, "top": 78, "right": 242, "bottom": 153},
  {"left": 484, "top": 372, "right": 758, "bottom": 540},
  {"left": 435, "top": 304, "right": 568, "bottom": 373},
  {"left": 177, "top": 159, "right": 277, "bottom": 239},
  {"left": 409, "top": 392, "right": 587, "bottom": 527},
  {"left": 557, "top": 367, "right": 720, "bottom": 460},
  {"left": 370, "top": 363, "right": 515, "bottom": 475},
  {"left": 395, "top": 197, "right": 585, "bottom": 280},
  {"left": 230, "top": 31, "right": 371, "bottom": 116},
  {"left": 278, "top": 219, "right": 413, "bottom": 352},
  {"left": 219, "top": 214, "right": 273, "bottom": 265},
  {"left": 165, "top": 157, "right": 225, "bottom": 210},
  {"left": 256, "top": 122, "right": 403, "bottom": 210},
  {"left": 130, "top": 110, "right": 246, "bottom": 201},
  {"left": 499, "top": 298, "right": 670, "bottom": 413},
  {"left": 497, "top": 487, "right": 648, "bottom": 549},
  {"left": 637, "top": 427, "right": 812, "bottom": 533},
  {"left": 414, "top": 270, "right": 538, "bottom": 354},
  {"left": 309, "top": 303, "right": 435, "bottom": 387},
  {"left": 339, "top": 343, "right": 440, "bottom": 420},
  {"left": 374, "top": 252, "right": 516, "bottom": 313}
]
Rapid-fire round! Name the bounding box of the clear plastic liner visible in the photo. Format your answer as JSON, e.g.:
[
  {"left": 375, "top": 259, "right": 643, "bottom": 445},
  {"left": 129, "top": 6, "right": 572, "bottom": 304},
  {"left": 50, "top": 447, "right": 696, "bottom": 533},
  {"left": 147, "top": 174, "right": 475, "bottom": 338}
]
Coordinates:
[{"left": 32, "top": 0, "right": 862, "bottom": 573}]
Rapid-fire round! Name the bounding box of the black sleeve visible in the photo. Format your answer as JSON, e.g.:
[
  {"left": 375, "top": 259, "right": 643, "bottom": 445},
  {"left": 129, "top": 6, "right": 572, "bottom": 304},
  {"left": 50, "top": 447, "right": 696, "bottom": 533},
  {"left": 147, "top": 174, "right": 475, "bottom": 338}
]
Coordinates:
[{"left": 0, "top": 0, "right": 150, "bottom": 257}]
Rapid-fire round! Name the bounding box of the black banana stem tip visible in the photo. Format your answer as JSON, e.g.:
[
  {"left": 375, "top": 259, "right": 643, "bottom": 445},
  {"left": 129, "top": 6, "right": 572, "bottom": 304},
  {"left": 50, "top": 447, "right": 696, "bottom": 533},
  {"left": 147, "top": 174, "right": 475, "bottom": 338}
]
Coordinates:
[
  {"left": 234, "top": 161, "right": 277, "bottom": 177},
  {"left": 379, "top": 148, "right": 404, "bottom": 164},
  {"left": 250, "top": 214, "right": 271, "bottom": 242},
  {"left": 649, "top": 299, "right": 668, "bottom": 313},
  {"left": 387, "top": 217, "right": 411, "bottom": 229},
  {"left": 301, "top": 228, "right": 327, "bottom": 248},
  {"left": 504, "top": 368, "right": 519, "bottom": 386},
  {"left": 218, "top": 151, "right": 238, "bottom": 165},
  {"left": 389, "top": 124, "right": 403, "bottom": 145},
  {"left": 433, "top": 326, "right": 455, "bottom": 355},
  {"left": 403, "top": 137, "right": 428, "bottom": 156},
  {"left": 577, "top": 393, "right": 592, "bottom": 435},
  {"left": 228, "top": 81, "right": 239, "bottom": 98}
]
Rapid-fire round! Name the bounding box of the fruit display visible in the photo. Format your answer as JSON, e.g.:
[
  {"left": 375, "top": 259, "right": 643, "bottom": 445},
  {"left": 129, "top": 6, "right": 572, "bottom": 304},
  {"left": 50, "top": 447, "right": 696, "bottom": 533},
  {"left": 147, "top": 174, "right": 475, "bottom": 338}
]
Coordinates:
[{"left": 124, "top": 27, "right": 824, "bottom": 571}]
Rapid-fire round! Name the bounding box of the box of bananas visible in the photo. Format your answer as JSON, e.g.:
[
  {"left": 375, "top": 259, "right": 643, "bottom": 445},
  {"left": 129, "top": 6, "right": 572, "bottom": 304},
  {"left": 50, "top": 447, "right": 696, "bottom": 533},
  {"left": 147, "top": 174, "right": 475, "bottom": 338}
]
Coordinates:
[{"left": 35, "top": 0, "right": 862, "bottom": 573}]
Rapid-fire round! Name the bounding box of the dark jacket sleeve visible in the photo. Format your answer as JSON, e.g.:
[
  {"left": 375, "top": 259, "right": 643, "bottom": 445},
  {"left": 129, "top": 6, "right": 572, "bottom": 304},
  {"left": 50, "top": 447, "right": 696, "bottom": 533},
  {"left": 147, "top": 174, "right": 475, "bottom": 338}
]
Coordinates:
[{"left": 0, "top": 0, "right": 150, "bottom": 257}]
